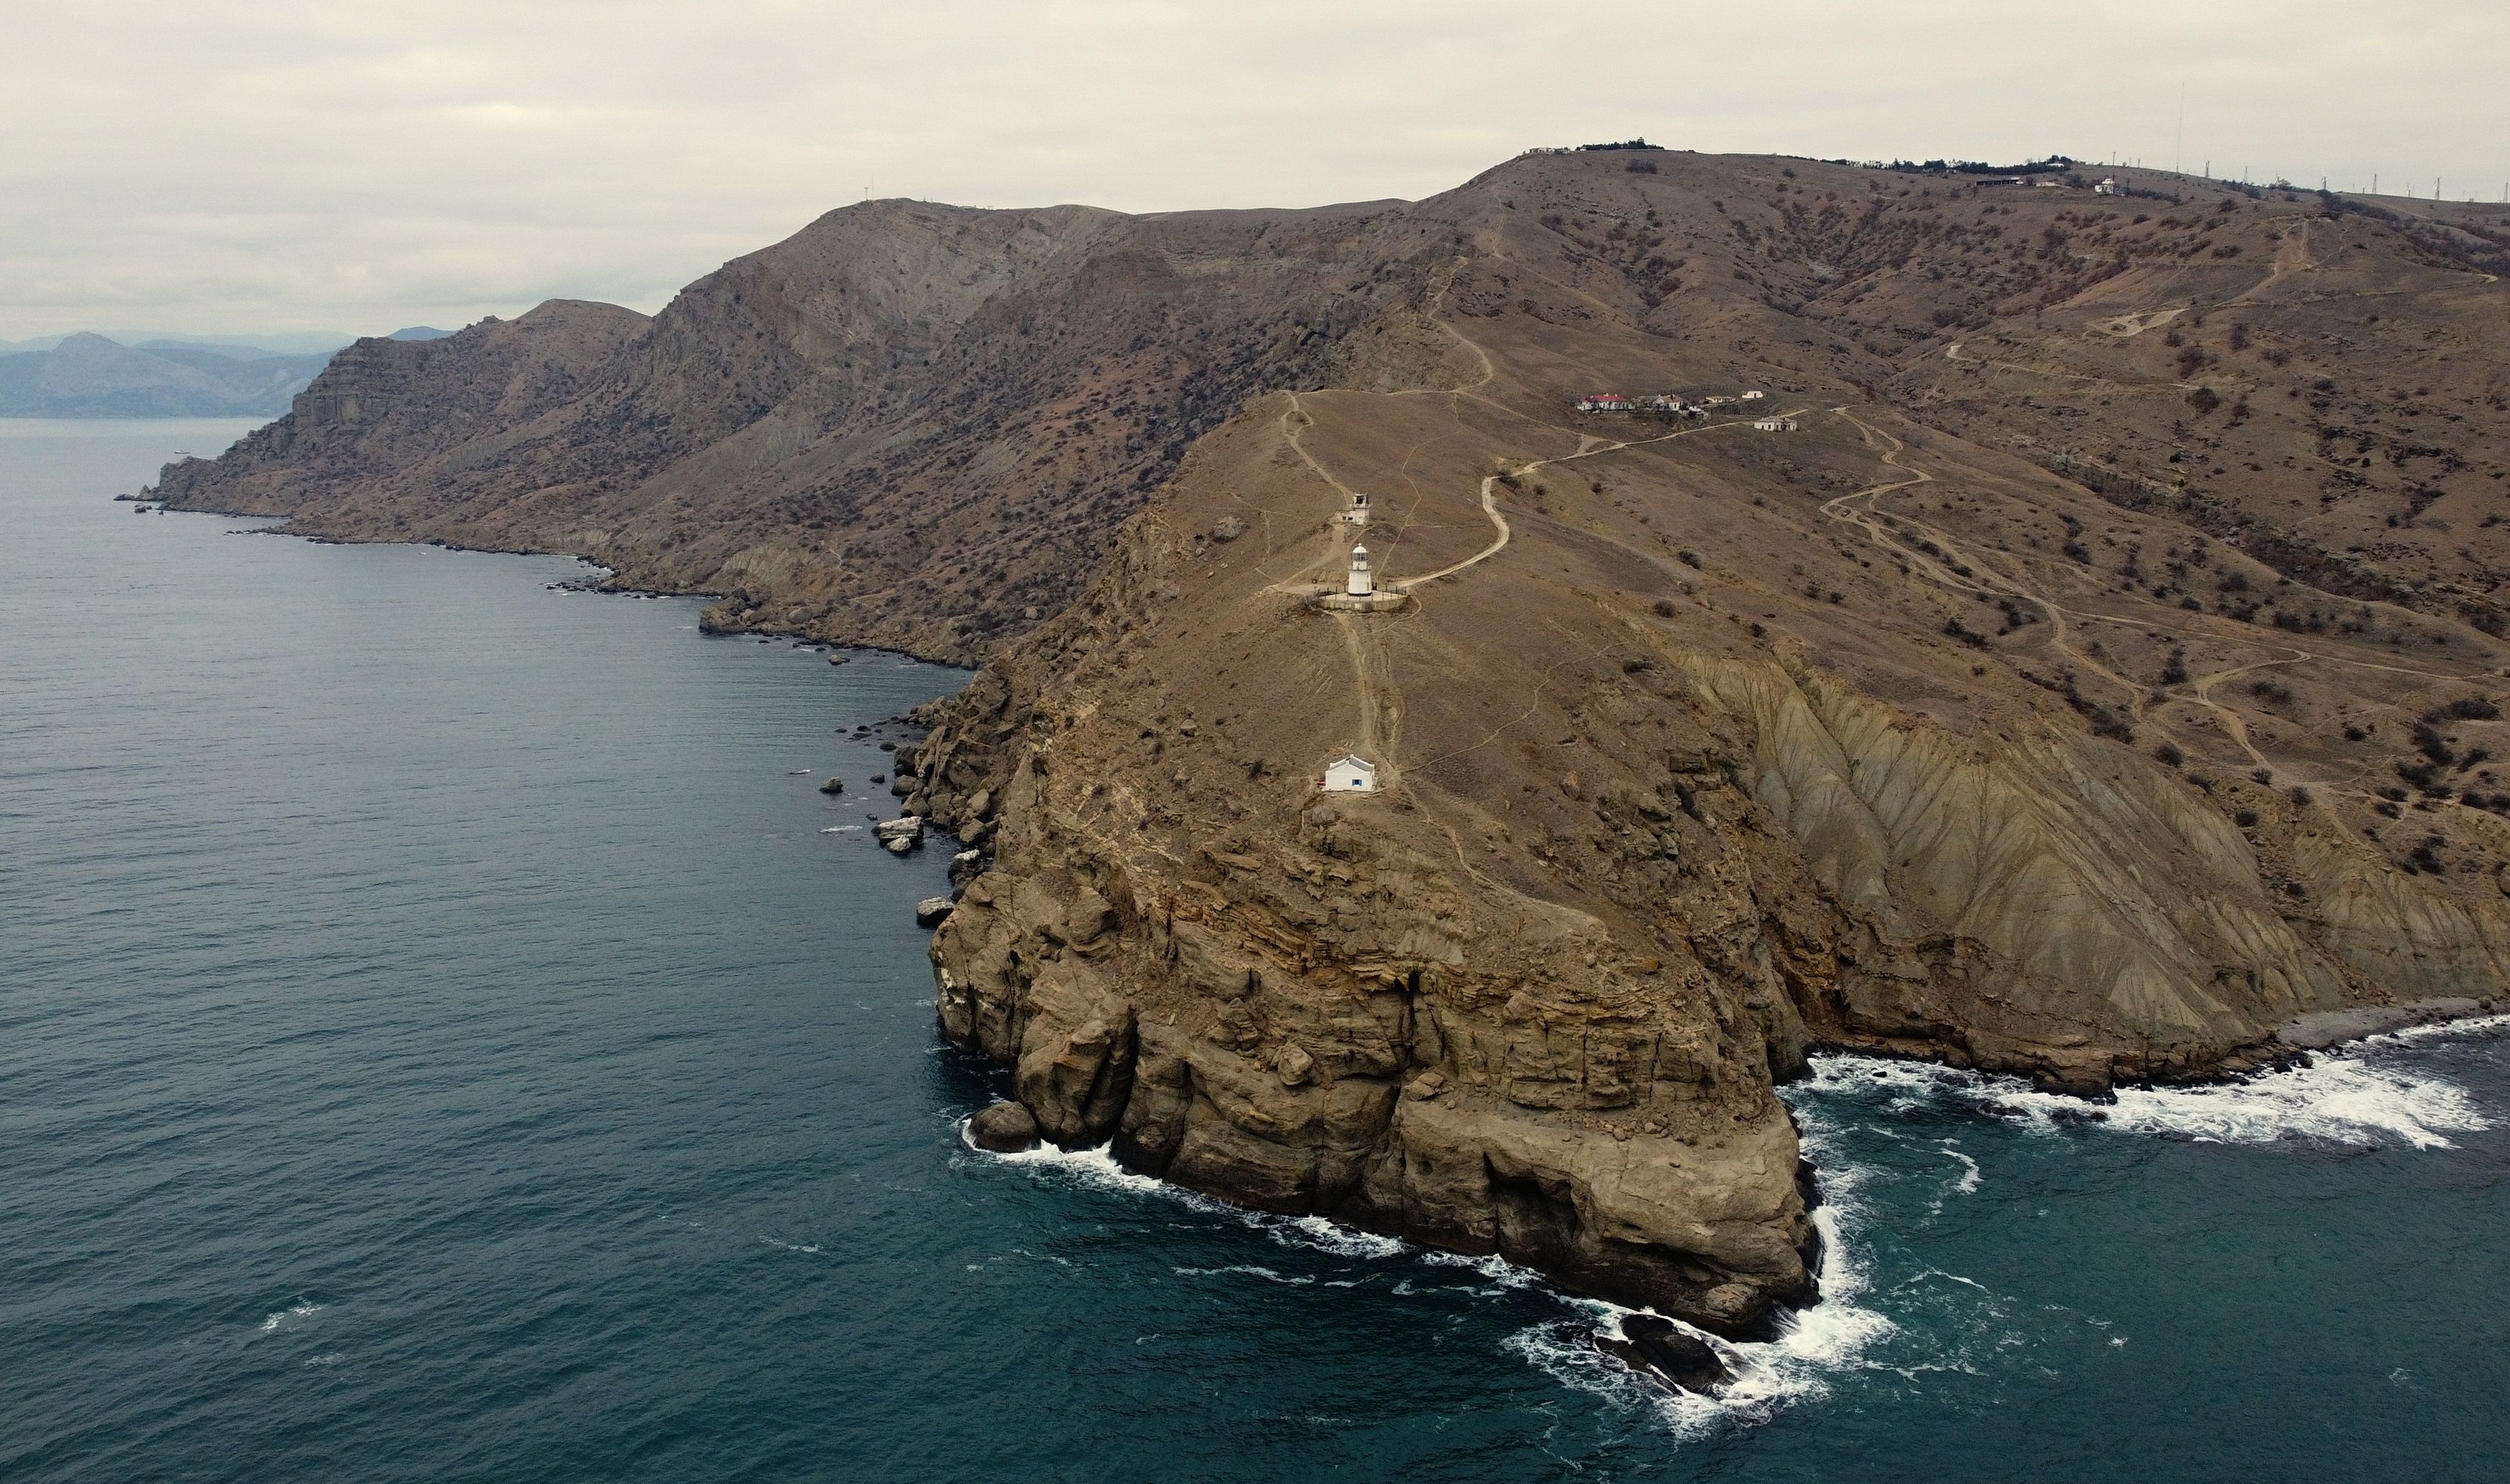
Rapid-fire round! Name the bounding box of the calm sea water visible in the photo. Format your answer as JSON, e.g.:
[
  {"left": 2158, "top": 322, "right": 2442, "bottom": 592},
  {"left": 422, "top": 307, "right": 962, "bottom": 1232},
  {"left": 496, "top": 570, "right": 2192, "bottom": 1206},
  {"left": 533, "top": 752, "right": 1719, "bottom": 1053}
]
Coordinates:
[{"left": 4, "top": 419, "right": 2506, "bottom": 1483}]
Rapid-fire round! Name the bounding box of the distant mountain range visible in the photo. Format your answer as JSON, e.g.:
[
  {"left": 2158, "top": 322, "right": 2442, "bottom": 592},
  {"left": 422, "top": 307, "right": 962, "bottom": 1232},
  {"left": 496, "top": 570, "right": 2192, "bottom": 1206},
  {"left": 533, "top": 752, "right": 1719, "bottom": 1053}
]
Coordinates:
[{"left": 0, "top": 327, "right": 455, "bottom": 417}]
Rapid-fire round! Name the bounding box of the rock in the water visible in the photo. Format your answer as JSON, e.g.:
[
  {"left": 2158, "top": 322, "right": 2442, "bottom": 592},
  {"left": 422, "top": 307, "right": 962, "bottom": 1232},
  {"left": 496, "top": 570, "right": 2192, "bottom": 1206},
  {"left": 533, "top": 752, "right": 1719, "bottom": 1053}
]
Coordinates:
[
  {"left": 916, "top": 896, "right": 955, "bottom": 928},
  {"left": 967, "top": 1100, "right": 1039, "bottom": 1152},
  {"left": 868, "top": 772, "right": 885, "bottom": 784},
  {"left": 949, "top": 848, "right": 985, "bottom": 889},
  {"left": 827, "top": 652, "right": 848, "bottom": 665},
  {"left": 873, "top": 817, "right": 925, "bottom": 850},
  {"left": 1594, "top": 1316, "right": 1732, "bottom": 1396},
  {"left": 884, "top": 836, "right": 915, "bottom": 857},
  {"left": 818, "top": 776, "right": 846, "bottom": 795}
]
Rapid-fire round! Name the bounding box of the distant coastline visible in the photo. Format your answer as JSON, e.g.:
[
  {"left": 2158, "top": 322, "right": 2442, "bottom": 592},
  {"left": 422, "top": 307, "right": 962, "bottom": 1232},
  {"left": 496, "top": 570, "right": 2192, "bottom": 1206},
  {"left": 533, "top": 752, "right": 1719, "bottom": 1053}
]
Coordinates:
[{"left": 0, "top": 328, "right": 450, "bottom": 419}]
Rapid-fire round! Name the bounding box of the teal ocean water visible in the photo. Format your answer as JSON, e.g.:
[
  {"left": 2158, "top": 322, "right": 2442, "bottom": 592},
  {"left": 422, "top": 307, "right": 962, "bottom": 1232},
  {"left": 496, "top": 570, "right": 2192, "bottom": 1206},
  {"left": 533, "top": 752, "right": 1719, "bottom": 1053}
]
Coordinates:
[{"left": 4, "top": 419, "right": 2505, "bottom": 1482}]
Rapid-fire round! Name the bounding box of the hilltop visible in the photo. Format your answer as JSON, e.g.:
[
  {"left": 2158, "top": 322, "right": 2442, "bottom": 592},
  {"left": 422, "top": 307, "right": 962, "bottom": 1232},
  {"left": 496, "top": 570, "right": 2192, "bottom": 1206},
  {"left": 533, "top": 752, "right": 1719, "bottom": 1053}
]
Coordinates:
[{"left": 149, "top": 148, "right": 2510, "bottom": 1336}]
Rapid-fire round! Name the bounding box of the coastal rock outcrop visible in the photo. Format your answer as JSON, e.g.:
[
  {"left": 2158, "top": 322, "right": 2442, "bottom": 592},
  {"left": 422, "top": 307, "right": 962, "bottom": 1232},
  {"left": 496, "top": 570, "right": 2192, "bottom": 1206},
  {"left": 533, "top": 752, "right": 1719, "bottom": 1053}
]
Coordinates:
[
  {"left": 967, "top": 1100, "right": 1041, "bottom": 1153},
  {"left": 1594, "top": 1314, "right": 1734, "bottom": 1396}
]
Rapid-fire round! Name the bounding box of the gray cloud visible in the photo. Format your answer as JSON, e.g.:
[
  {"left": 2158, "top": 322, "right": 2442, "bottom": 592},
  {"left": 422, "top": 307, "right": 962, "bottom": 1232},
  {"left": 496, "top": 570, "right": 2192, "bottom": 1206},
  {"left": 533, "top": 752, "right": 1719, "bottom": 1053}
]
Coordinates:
[{"left": 4, "top": 0, "right": 2501, "bottom": 337}]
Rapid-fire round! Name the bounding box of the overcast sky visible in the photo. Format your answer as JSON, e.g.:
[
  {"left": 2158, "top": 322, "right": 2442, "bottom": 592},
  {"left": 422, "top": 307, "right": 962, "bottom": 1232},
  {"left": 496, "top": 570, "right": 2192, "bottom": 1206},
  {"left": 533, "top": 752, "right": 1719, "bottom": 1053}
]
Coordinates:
[{"left": 4, "top": 0, "right": 2502, "bottom": 339}]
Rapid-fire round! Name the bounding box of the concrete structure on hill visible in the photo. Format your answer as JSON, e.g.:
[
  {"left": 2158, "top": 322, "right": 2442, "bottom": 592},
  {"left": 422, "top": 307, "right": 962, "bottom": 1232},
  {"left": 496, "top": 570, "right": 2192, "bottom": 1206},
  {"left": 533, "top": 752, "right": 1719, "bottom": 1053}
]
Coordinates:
[
  {"left": 1345, "top": 490, "right": 1370, "bottom": 528},
  {"left": 1753, "top": 417, "right": 1799, "bottom": 432},
  {"left": 1576, "top": 393, "right": 1632, "bottom": 412},
  {"left": 1321, "top": 754, "right": 1379, "bottom": 793}
]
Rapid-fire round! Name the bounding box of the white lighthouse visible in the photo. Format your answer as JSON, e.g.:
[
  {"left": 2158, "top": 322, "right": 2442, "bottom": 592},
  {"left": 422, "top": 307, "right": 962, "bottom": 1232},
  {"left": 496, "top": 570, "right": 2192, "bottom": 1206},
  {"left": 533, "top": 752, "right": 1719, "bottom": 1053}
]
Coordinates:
[{"left": 1345, "top": 544, "right": 1375, "bottom": 597}]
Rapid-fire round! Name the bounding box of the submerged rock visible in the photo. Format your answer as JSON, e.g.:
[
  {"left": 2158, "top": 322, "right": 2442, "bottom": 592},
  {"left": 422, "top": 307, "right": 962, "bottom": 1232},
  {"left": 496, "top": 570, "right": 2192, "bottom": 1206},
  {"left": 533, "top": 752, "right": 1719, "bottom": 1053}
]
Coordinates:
[
  {"left": 818, "top": 776, "right": 846, "bottom": 795},
  {"left": 1593, "top": 1315, "right": 1733, "bottom": 1396},
  {"left": 967, "top": 1100, "right": 1039, "bottom": 1152}
]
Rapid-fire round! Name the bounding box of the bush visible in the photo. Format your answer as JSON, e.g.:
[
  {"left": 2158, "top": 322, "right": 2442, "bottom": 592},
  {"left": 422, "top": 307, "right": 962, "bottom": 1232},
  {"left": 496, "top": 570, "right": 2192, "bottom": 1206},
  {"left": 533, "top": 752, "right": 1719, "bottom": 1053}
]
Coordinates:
[
  {"left": 1677, "top": 549, "right": 1702, "bottom": 569},
  {"left": 2154, "top": 741, "right": 2186, "bottom": 767}
]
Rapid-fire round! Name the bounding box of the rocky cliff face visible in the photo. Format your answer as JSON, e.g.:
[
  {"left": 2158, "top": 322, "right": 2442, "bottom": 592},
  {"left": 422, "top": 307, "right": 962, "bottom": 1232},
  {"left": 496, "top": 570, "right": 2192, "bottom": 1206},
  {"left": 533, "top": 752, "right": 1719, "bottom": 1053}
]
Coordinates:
[{"left": 152, "top": 148, "right": 2510, "bottom": 1326}]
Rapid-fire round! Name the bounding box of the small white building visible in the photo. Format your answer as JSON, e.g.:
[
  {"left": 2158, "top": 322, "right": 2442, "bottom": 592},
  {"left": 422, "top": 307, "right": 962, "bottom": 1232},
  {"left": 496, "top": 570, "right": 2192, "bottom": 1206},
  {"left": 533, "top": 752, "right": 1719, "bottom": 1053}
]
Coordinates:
[
  {"left": 1752, "top": 417, "right": 1799, "bottom": 432},
  {"left": 1322, "top": 755, "right": 1379, "bottom": 794},
  {"left": 2093, "top": 176, "right": 2122, "bottom": 196},
  {"left": 1345, "top": 491, "right": 1370, "bottom": 528},
  {"left": 1345, "top": 543, "right": 1375, "bottom": 597},
  {"left": 1739, "top": 389, "right": 1766, "bottom": 401},
  {"left": 1576, "top": 393, "right": 1633, "bottom": 413}
]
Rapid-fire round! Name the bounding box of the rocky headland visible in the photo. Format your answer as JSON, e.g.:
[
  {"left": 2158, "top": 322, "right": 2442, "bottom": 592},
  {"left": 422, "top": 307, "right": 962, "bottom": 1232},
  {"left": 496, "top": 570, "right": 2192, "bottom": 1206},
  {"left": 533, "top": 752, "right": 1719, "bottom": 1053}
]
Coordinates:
[{"left": 150, "top": 148, "right": 2510, "bottom": 1333}]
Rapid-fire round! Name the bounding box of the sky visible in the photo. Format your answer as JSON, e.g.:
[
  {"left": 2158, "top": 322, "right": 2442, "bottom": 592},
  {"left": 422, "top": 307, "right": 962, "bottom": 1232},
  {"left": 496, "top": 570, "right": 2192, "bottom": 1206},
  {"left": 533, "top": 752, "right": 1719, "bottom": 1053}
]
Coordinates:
[{"left": 4, "top": 0, "right": 2504, "bottom": 340}]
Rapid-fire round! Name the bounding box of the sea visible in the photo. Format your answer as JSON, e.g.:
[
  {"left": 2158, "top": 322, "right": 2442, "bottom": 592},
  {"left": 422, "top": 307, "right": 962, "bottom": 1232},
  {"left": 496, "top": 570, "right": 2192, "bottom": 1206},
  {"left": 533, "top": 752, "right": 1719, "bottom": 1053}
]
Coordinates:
[{"left": 4, "top": 418, "right": 2506, "bottom": 1483}]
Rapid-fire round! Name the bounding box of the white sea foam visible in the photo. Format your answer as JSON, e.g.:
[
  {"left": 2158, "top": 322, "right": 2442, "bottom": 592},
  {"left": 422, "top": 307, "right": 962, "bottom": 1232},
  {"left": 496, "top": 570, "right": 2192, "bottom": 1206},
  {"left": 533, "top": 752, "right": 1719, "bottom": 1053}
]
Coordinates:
[
  {"left": 1940, "top": 1146, "right": 1982, "bottom": 1193},
  {"left": 1502, "top": 1190, "right": 1898, "bottom": 1437},
  {"left": 2384, "top": 1012, "right": 2510, "bottom": 1047},
  {"left": 1175, "top": 1264, "right": 1315, "bottom": 1285},
  {"left": 963, "top": 1116, "right": 1893, "bottom": 1436},
  {"left": 818, "top": 824, "right": 860, "bottom": 834},
  {"left": 1801, "top": 1048, "right": 2491, "bottom": 1150},
  {"left": 960, "top": 1123, "right": 1416, "bottom": 1261},
  {"left": 257, "top": 1300, "right": 322, "bottom": 1333},
  {"left": 1273, "top": 1216, "right": 1403, "bottom": 1259},
  {"left": 1418, "top": 1248, "right": 1543, "bottom": 1293}
]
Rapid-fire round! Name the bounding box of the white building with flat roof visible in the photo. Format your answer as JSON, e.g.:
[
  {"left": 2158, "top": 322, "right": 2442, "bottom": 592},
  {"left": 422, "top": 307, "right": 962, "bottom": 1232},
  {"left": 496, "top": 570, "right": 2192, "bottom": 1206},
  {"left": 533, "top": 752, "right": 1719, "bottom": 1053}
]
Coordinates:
[{"left": 1322, "top": 755, "right": 1379, "bottom": 793}]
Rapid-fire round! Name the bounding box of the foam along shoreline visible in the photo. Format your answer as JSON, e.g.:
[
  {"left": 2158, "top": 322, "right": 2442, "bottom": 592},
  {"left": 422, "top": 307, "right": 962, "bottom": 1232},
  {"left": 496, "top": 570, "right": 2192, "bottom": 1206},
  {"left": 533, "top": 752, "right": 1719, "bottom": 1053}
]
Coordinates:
[
  {"left": 955, "top": 1116, "right": 1893, "bottom": 1433},
  {"left": 1804, "top": 1017, "right": 2504, "bottom": 1150},
  {"left": 2274, "top": 995, "right": 2502, "bottom": 1051}
]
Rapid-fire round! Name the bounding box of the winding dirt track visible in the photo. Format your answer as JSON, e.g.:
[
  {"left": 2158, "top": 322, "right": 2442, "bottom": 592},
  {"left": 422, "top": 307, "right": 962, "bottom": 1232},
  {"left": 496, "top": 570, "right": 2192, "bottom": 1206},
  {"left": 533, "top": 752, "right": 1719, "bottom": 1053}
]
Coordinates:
[{"left": 1817, "top": 407, "right": 2498, "bottom": 801}]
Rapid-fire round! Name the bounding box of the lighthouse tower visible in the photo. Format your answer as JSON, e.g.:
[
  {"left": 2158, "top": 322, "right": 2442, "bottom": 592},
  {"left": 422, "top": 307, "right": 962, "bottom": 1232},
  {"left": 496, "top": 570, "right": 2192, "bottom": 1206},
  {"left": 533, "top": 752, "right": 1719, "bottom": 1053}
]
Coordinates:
[{"left": 1346, "top": 544, "right": 1375, "bottom": 597}]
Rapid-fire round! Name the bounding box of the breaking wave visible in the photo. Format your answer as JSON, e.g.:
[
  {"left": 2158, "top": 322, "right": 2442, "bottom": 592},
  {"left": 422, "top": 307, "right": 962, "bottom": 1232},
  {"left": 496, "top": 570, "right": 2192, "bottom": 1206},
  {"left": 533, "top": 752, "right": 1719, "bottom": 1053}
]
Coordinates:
[
  {"left": 1499, "top": 1123, "right": 1896, "bottom": 1436},
  {"left": 958, "top": 1113, "right": 1895, "bottom": 1435},
  {"left": 1801, "top": 1031, "right": 2497, "bottom": 1151}
]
